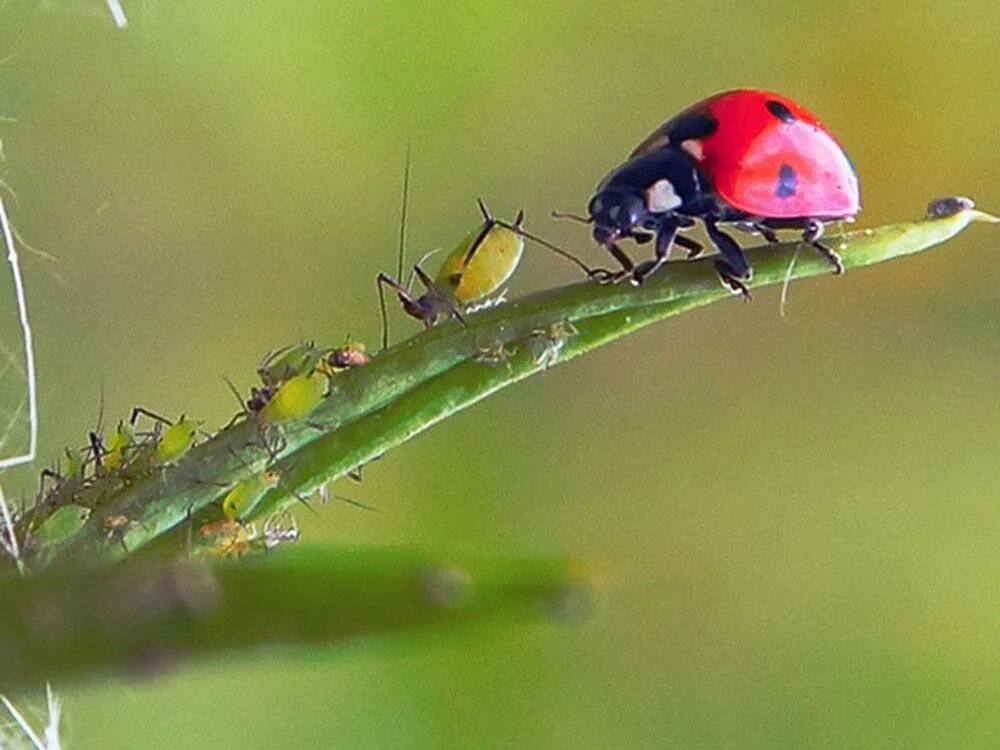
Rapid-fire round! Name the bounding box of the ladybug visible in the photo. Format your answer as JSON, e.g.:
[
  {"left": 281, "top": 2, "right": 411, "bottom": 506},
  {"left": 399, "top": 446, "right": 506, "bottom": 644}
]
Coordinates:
[{"left": 584, "top": 89, "right": 860, "bottom": 295}]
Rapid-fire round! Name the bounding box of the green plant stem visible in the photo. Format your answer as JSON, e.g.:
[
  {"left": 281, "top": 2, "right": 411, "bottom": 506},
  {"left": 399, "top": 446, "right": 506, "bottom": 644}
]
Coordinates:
[
  {"left": 0, "top": 546, "right": 589, "bottom": 692},
  {"left": 44, "top": 206, "right": 997, "bottom": 563}
]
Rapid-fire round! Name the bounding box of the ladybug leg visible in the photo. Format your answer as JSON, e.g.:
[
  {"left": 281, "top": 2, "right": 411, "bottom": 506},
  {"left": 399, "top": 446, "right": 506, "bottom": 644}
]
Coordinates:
[
  {"left": 803, "top": 219, "right": 844, "bottom": 274},
  {"left": 752, "top": 223, "right": 781, "bottom": 244},
  {"left": 671, "top": 218, "right": 703, "bottom": 258},
  {"left": 675, "top": 234, "right": 704, "bottom": 259},
  {"left": 705, "top": 219, "right": 753, "bottom": 300},
  {"left": 630, "top": 218, "right": 680, "bottom": 286},
  {"left": 588, "top": 240, "right": 635, "bottom": 284}
]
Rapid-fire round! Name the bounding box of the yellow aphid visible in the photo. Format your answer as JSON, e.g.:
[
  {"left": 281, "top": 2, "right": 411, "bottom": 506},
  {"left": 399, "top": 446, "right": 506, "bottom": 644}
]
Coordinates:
[
  {"left": 154, "top": 418, "right": 199, "bottom": 464},
  {"left": 221, "top": 468, "right": 282, "bottom": 521},
  {"left": 258, "top": 369, "right": 327, "bottom": 424},
  {"left": 377, "top": 201, "right": 525, "bottom": 348},
  {"left": 92, "top": 422, "right": 135, "bottom": 476},
  {"left": 434, "top": 204, "right": 525, "bottom": 305}
]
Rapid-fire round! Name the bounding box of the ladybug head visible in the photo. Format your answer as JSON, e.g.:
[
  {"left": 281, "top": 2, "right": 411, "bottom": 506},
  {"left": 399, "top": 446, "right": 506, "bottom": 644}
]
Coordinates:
[
  {"left": 588, "top": 188, "right": 648, "bottom": 245},
  {"left": 587, "top": 149, "right": 703, "bottom": 247}
]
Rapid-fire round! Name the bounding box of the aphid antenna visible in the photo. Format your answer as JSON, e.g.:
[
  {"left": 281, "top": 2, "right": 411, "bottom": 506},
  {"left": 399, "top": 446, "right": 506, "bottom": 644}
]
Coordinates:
[
  {"left": 257, "top": 341, "right": 299, "bottom": 371},
  {"left": 397, "top": 142, "right": 412, "bottom": 283},
  {"left": 407, "top": 247, "right": 443, "bottom": 290},
  {"left": 379, "top": 144, "right": 418, "bottom": 351}
]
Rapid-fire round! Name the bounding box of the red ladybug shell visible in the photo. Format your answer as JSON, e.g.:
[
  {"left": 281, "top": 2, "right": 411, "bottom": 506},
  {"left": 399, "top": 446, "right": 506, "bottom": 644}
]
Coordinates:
[{"left": 631, "top": 89, "right": 860, "bottom": 220}]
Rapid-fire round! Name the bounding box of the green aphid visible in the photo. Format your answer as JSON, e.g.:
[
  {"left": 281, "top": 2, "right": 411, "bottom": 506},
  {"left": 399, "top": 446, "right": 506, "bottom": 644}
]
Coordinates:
[
  {"left": 153, "top": 418, "right": 199, "bottom": 464},
  {"left": 257, "top": 341, "right": 325, "bottom": 388},
  {"left": 35, "top": 447, "right": 89, "bottom": 516},
  {"left": 121, "top": 415, "right": 199, "bottom": 479},
  {"left": 31, "top": 504, "right": 90, "bottom": 548},
  {"left": 221, "top": 468, "right": 282, "bottom": 521},
  {"left": 258, "top": 369, "right": 328, "bottom": 424},
  {"left": 90, "top": 421, "right": 137, "bottom": 478}
]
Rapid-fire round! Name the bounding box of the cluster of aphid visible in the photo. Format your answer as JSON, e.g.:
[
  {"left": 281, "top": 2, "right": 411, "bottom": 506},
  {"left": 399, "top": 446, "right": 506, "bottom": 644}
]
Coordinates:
[
  {"left": 18, "top": 408, "right": 200, "bottom": 558},
  {"left": 198, "top": 338, "right": 373, "bottom": 556}
]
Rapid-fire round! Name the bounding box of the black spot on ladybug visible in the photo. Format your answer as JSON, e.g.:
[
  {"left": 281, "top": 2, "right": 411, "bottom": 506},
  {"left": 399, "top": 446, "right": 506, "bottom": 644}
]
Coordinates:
[
  {"left": 666, "top": 111, "right": 718, "bottom": 143},
  {"left": 775, "top": 164, "right": 797, "bottom": 198},
  {"left": 765, "top": 100, "right": 796, "bottom": 124}
]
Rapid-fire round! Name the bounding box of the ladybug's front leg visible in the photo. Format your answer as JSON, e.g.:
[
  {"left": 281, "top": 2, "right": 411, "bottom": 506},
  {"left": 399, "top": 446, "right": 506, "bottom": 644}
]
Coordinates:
[
  {"left": 589, "top": 229, "right": 635, "bottom": 284},
  {"left": 705, "top": 218, "right": 753, "bottom": 300},
  {"left": 630, "top": 217, "right": 680, "bottom": 286},
  {"left": 803, "top": 219, "right": 844, "bottom": 274}
]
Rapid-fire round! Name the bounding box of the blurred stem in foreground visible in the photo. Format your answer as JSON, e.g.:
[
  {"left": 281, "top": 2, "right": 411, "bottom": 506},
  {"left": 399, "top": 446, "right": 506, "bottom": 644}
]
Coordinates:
[{"left": 0, "top": 546, "right": 590, "bottom": 693}]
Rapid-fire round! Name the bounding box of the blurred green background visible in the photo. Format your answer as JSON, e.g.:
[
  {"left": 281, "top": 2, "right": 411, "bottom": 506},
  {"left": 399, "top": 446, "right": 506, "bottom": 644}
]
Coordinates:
[{"left": 1, "top": 0, "right": 999, "bottom": 747}]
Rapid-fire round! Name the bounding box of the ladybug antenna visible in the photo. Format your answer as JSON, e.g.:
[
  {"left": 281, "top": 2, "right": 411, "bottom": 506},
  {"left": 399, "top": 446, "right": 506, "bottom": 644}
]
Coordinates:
[
  {"left": 551, "top": 209, "right": 593, "bottom": 225},
  {"left": 495, "top": 217, "right": 596, "bottom": 277}
]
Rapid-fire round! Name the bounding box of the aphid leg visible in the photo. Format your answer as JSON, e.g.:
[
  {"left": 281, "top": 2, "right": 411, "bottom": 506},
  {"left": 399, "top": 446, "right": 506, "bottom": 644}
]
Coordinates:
[
  {"left": 221, "top": 377, "right": 253, "bottom": 430},
  {"left": 460, "top": 199, "right": 498, "bottom": 267},
  {"left": 39, "top": 466, "right": 61, "bottom": 493},
  {"left": 88, "top": 431, "right": 106, "bottom": 469},
  {"left": 705, "top": 218, "right": 753, "bottom": 300},
  {"left": 412, "top": 264, "right": 466, "bottom": 328},
  {"left": 184, "top": 505, "right": 194, "bottom": 559},
  {"left": 129, "top": 406, "right": 172, "bottom": 443},
  {"left": 376, "top": 271, "right": 417, "bottom": 350},
  {"left": 631, "top": 218, "right": 680, "bottom": 286},
  {"left": 129, "top": 406, "right": 173, "bottom": 428},
  {"left": 347, "top": 453, "right": 382, "bottom": 482},
  {"left": 803, "top": 219, "right": 844, "bottom": 274}
]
